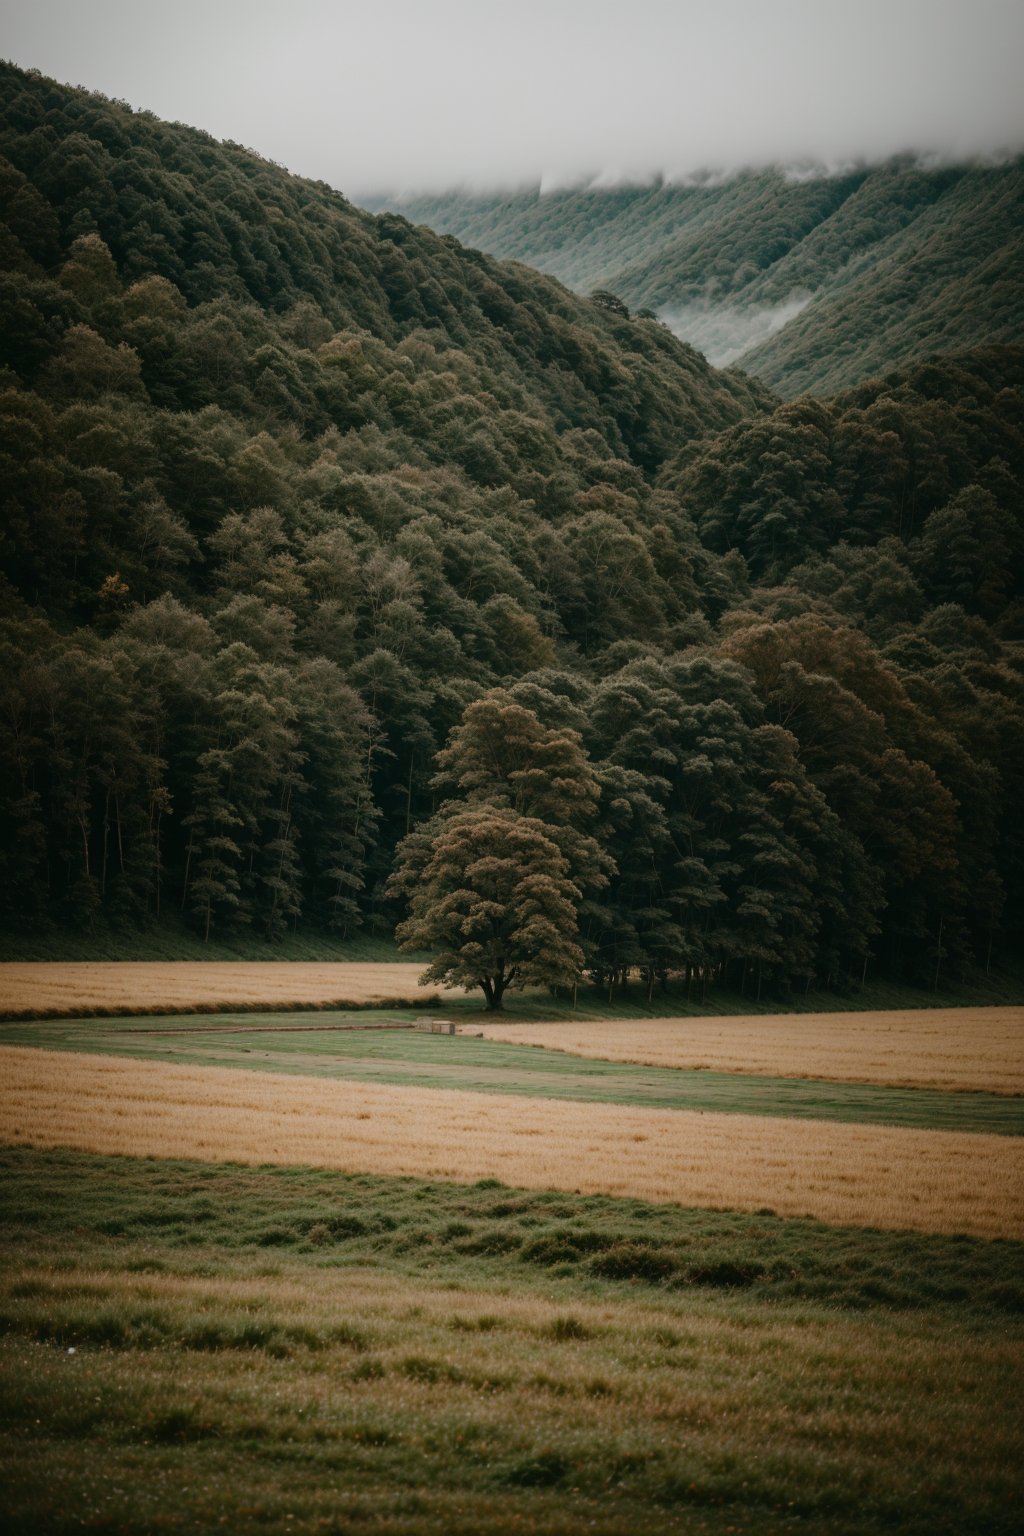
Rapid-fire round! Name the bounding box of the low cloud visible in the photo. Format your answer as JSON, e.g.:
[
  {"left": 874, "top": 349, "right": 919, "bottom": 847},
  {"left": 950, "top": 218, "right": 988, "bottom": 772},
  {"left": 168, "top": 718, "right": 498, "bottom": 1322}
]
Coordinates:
[
  {"left": 3, "top": 0, "right": 1023, "bottom": 197},
  {"left": 662, "top": 295, "right": 815, "bottom": 368}
]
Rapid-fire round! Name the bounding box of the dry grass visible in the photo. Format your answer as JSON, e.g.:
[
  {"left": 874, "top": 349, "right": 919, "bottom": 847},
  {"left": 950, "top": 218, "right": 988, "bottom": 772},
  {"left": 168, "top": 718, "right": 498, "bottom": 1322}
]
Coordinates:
[
  {"left": 0, "top": 961, "right": 456, "bottom": 1017},
  {"left": 2, "top": 1045, "right": 1020, "bottom": 1238},
  {"left": 479, "top": 1007, "right": 1024, "bottom": 1095}
]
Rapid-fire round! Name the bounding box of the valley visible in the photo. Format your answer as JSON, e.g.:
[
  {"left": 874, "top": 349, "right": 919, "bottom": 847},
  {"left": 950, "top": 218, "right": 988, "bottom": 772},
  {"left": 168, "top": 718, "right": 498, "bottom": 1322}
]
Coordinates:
[
  {"left": 368, "top": 160, "right": 1024, "bottom": 394},
  {"left": 0, "top": 36, "right": 1022, "bottom": 1536}
]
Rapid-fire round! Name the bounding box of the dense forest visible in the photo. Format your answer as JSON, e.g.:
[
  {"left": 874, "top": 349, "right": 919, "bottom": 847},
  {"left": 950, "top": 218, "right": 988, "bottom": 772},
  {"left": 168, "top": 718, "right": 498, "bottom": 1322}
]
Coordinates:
[
  {"left": 369, "top": 160, "right": 1024, "bottom": 396},
  {"left": 1, "top": 63, "right": 1022, "bottom": 996}
]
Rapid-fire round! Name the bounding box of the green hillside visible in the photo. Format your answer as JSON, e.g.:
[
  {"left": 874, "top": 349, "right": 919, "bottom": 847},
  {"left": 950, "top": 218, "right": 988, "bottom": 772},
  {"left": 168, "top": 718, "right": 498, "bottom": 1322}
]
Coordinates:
[
  {"left": 1, "top": 62, "right": 1022, "bottom": 995},
  {"left": 367, "top": 160, "right": 1024, "bottom": 395}
]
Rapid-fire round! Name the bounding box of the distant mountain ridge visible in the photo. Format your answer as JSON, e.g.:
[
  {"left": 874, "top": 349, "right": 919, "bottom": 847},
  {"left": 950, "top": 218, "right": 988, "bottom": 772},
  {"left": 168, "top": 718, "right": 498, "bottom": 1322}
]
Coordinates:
[{"left": 364, "top": 160, "right": 1024, "bottom": 396}]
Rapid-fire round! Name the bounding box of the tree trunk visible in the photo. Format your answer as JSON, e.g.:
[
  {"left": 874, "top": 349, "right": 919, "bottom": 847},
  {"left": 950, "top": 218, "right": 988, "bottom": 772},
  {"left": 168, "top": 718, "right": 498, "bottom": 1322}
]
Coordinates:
[
  {"left": 154, "top": 807, "right": 162, "bottom": 920},
  {"left": 482, "top": 973, "right": 506, "bottom": 1011},
  {"left": 181, "top": 835, "right": 193, "bottom": 910},
  {"left": 101, "top": 787, "right": 110, "bottom": 896}
]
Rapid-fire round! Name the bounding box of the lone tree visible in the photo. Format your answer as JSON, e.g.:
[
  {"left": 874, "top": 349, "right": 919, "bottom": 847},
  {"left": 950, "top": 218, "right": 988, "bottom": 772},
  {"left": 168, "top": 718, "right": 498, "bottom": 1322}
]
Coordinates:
[
  {"left": 590, "top": 289, "right": 630, "bottom": 318},
  {"left": 388, "top": 691, "right": 609, "bottom": 1009}
]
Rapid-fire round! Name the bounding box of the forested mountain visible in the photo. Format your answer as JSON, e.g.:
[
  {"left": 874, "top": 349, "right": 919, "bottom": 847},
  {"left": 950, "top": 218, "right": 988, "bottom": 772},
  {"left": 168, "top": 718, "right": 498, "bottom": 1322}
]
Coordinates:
[
  {"left": 2, "top": 62, "right": 1022, "bottom": 994},
  {"left": 367, "top": 160, "right": 1024, "bottom": 396}
]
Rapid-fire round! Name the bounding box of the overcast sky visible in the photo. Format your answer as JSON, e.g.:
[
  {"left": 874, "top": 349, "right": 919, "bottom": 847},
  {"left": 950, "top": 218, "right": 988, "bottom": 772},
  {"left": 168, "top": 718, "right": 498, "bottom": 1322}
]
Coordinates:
[{"left": 4, "top": 0, "right": 1023, "bottom": 196}]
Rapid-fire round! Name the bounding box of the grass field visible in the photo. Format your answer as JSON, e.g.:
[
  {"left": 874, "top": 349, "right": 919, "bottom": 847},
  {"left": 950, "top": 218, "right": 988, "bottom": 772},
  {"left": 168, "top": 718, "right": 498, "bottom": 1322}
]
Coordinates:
[
  {"left": 3, "top": 960, "right": 1022, "bottom": 1023},
  {"left": 0, "top": 961, "right": 455, "bottom": 1018},
  {"left": 3, "top": 1015, "right": 1022, "bottom": 1135},
  {"left": 4, "top": 994, "right": 1021, "bottom": 1531},
  {"left": 480, "top": 1008, "right": 1024, "bottom": 1095},
  {"left": 1, "top": 1147, "right": 1021, "bottom": 1536},
  {"left": 3, "top": 1045, "right": 1021, "bottom": 1236}
]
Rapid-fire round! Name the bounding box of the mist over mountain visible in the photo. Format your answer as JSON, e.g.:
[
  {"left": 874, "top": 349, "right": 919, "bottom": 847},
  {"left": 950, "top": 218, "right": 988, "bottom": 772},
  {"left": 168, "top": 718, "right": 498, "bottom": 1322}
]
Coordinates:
[
  {"left": 5, "top": 0, "right": 1024, "bottom": 197},
  {"left": 365, "top": 158, "right": 1024, "bottom": 396}
]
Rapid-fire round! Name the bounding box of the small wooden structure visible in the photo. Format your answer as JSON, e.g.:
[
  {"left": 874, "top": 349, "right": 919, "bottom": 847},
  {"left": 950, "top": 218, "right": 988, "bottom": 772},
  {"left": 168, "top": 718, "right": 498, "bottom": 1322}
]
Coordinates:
[{"left": 413, "top": 1017, "right": 456, "bottom": 1035}]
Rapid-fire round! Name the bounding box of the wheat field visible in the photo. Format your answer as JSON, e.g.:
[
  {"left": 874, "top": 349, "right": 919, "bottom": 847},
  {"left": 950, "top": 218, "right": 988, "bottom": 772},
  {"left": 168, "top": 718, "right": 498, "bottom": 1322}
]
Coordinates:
[
  {"left": 3, "top": 1045, "right": 1020, "bottom": 1238},
  {"left": 479, "top": 1007, "right": 1024, "bottom": 1095},
  {"left": 0, "top": 961, "right": 456, "bottom": 1017}
]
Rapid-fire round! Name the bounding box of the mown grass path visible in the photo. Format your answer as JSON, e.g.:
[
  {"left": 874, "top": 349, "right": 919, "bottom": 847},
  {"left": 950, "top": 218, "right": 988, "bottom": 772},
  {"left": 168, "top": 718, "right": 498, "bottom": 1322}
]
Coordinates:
[{"left": 3, "top": 1015, "right": 1022, "bottom": 1136}]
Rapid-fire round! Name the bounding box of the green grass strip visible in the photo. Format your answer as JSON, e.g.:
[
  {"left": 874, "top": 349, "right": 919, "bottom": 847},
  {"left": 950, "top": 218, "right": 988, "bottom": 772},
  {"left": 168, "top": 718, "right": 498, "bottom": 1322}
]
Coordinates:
[
  {"left": 2, "top": 1145, "right": 1023, "bottom": 1318},
  {"left": 3, "top": 1014, "right": 1021, "bottom": 1136}
]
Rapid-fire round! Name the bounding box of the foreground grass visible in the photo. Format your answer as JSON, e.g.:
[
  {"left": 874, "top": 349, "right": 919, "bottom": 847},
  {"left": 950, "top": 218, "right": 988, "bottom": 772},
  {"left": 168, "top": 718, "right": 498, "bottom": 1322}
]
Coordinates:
[
  {"left": 4, "top": 1148, "right": 1023, "bottom": 1316},
  {"left": 1, "top": 1148, "right": 1021, "bottom": 1535},
  {"left": 3, "top": 1016, "right": 1021, "bottom": 1135}
]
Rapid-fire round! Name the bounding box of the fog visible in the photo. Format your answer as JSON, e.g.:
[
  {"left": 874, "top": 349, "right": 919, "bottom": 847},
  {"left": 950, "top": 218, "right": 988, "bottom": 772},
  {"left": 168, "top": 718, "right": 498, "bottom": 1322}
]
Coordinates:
[
  {"left": 4, "top": 0, "right": 1023, "bottom": 197},
  {"left": 661, "top": 295, "right": 815, "bottom": 368}
]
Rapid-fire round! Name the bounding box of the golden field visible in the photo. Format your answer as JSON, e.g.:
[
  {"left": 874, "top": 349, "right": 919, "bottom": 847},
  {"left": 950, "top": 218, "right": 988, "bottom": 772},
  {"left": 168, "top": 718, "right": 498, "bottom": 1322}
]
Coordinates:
[
  {"left": 2, "top": 1045, "right": 1021, "bottom": 1238},
  {"left": 0, "top": 961, "right": 455, "bottom": 1016},
  {"left": 480, "top": 1007, "right": 1024, "bottom": 1095}
]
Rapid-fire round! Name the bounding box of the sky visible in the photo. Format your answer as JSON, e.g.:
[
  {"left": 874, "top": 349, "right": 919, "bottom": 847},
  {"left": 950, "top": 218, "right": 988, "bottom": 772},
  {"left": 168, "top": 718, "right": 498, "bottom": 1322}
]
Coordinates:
[{"left": 4, "top": 0, "right": 1024, "bottom": 197}]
